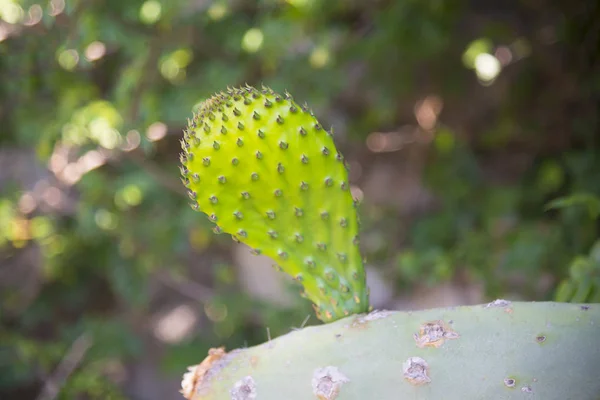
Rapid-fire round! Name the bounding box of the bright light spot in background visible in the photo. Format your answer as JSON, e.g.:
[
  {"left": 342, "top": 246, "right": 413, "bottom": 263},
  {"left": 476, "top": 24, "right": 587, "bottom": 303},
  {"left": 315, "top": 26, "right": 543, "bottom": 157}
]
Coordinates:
[
  {"left": 241, "top": 28, "right": 264, "bottom": 53},
  {"left": 160, "top": 49, "right": 193, "bottom": 82},
  {"left": 49, "top": 0, "right": 65, "bottom": 16},
  {"left": 121, "top": 130, "right": 141, "bottom": 151},
  {"left": 89, "top": 118, "right": 121, "bottom": 149},
  {"left": 207, "top": 2, "right": 228, "bottom": 20},
  {"left": 462, "top": 38, "right": 512, "bottom": 84},
  {"left": 147, "top": 122, "right": 167, "bottom": 141},
  {"left": 154, "top": 304, "right": 198, "bottom": 343},
  {"left": 414, "top": 95, "right": 443, "bottom": 131},
  {"left": 494, "top": 46, "right": 512, "bottom": 66},
  {"left": 98, "top": 129, "right": 120, "bottom": 150},
  {"left": 78, "top": 149, "right": 106, "bottom": 173},
  {"left": 42, "top": 186, "right": 63, "bottom": 209},
  {"left": 366, "top": 128, "right": 416, "bottom": 153},
  {"left": 172, "top": 49, "right": 193, "bottom": 68},
  {"left": 122, "top": 186, "right": 142, "bottom": 206},
  {"left": 95, "top": 209, "right": 118, "bottom": 231},
  {"left": 49, "top": 146, "right": 69, "bottom": 174},
  {"left": 30, "top": 216, "right": 53, "bottom": 239},
  {"left": 0, "top": 23, "right": 12, "bottom": 42},
  {"left": 61, "top": 163, "right": 82, "bottom": 185},
  {"left": 62, "top": 101, "right": 123, "bottom": 148},
  {"left": 0, "top": 0, "right": 24, "bottom": 24},
  {"left": 18, "top": 192, "right": 37, "bottom": 214},
  {"left": 118, "top": 184, "right": 143, "bottom": 207},
  {"left": 462, "top": 38, "right": 493, "bottom": 69},
  {"left": 366, "top": 133, "right": 385, "bottom": 152},
  {"left": 24, "top": 4, "right": 43, "bottom": 26},
  {"left": 309, "top": 46, "right": 330, "bottom": 69},
  {"left": 160, "top": 58, "right": 180, "bottom": 81},
  {"left": 57, "top": 49, "right": 79, "bottom": 71},
  {"left": 474, "top": 53, "right": 501, "bottom": 83},
  {"left": 9, "top": 217, "right": 31, "bottom": 243},
  {"left": 61, "top": 123, "right": 85, "bottom": 146},
  {"left": 85, "top": 41, "right": 107, "bottom": 61},
  {"left": 33, "top": 180, "right": 50, "bottom": 196},
  {"left": 56, "top": 150, "right": 106, "bottom": 186},
  {"left": 350, "top": 185, "right": 364, "bottom": 203},
  {"left": 140, "top": 0, "right": 162, "bottom": 25}
]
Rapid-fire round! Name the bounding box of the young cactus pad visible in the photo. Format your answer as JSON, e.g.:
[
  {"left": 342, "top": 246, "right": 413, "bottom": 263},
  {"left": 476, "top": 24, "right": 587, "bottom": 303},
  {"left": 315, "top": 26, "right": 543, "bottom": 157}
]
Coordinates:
[
  {"left": 180, "top": 86, "right": 369, "bottom": 322},
  {"left": 181, "top": 302, "right": 600, "bottom": 399}
]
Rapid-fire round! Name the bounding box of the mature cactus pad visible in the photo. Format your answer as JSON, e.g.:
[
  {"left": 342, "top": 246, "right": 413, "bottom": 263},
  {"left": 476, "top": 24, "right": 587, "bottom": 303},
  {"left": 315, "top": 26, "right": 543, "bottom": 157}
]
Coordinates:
[
  {"left": 180, "top": 86, "right": 368, "bottom": 322},
  {"left": 181, "top": 301, "right": 600, "bottom": 399}
]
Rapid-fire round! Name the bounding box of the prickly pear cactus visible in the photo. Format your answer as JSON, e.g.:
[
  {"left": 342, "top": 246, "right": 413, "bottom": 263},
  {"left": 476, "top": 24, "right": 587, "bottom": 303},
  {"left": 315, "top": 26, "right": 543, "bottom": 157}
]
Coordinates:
[
  {"left": 179, "top": 87, "right": 599, "bottom": 399},
  {"left": 181, "top": 301, "right": 600, "bottom": 400},
  {"left": 180, "top": 86, "right": 368, "bottom": 322}
]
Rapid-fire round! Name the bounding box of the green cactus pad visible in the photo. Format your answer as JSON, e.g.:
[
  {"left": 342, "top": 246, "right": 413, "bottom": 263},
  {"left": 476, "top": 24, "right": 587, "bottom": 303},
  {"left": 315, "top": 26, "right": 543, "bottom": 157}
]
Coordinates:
[
  {"left": 180, "top": 86, "right": 369, "bottom": 322},
  {"left": 181, "top": 302, "right": 600, "bottom": 400}
]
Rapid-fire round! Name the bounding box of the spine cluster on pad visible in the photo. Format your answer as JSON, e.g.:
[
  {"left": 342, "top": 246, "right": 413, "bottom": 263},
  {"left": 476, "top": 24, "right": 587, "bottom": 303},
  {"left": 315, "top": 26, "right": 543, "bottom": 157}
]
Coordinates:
[{"left": 180, "top": 85, "right": 369, "bottom": 322}]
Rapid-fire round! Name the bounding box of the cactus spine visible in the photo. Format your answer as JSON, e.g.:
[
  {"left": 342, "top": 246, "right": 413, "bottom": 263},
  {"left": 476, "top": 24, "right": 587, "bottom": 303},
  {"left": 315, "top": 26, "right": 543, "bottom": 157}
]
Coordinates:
[{"left": 180, "top": 86, "right": 368, "bottom": 322}]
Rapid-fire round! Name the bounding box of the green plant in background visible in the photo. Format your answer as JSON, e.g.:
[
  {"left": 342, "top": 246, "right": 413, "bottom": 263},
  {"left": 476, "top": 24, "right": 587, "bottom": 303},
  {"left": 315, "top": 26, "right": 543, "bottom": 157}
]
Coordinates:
[
  {"left": 549, "top": 193, "right": 600, "bottom": 303},
  {"left": 555, "top": 239, "right": 600, "bottom": 303},
  {"left": 179, "top": 87, "right": 599, "bottom": 399}
]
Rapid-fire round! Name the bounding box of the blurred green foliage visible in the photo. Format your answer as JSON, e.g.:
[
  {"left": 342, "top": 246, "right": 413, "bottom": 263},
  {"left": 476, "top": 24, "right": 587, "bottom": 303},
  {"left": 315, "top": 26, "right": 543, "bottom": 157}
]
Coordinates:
[{"left": 0, "top": 0, "right": 598, "bottom": 398}]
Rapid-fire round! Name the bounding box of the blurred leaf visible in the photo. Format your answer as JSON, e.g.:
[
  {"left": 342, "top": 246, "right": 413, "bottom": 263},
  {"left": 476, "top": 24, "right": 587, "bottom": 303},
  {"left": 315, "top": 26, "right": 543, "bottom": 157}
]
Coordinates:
[
  {"left": 554, "top": 240, "right": 600, "bottom": 303},
  {"left": 546, "top": 193, "right": 600, "bottom": 219}
]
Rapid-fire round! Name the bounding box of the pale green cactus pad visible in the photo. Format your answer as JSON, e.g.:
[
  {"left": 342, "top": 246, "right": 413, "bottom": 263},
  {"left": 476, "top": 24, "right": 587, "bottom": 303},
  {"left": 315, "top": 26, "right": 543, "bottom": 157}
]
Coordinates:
[
  {"left": 180, "top": 86, "right": 368, "bottom": 322},
  {"left": 181, "top": 301, "right": 600, "bottom": 400}
]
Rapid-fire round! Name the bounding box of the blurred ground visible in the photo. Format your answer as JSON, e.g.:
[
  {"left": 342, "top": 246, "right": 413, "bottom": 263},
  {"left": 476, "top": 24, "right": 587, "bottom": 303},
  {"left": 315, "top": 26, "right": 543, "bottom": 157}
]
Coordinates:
[{"left": 0, "top": 1, "right": 599, "bottom": 399}]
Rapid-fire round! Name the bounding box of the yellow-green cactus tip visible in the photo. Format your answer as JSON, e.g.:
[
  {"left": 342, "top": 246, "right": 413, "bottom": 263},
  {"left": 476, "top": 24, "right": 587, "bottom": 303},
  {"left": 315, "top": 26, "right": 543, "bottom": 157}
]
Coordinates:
[{"left": 180, "top": 85, "right": 369, "bottom": 322}]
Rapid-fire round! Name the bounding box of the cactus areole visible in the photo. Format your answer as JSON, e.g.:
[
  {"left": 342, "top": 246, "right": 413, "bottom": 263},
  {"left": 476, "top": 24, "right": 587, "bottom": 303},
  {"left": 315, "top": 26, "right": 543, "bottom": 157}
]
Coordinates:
[{"left": 180, "top": 86, "right": 369, "bottom": 322}]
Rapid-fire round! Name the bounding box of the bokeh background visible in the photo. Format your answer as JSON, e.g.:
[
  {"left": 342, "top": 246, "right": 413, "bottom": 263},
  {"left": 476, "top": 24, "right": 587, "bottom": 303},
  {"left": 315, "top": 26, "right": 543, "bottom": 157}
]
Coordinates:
[{"left": 1, "top": 0, "right": 599, "bottom": 398}]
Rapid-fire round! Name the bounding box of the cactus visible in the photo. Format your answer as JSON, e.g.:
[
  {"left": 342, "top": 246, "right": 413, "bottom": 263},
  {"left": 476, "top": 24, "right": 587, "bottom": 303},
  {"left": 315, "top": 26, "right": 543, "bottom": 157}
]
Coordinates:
[
  {"left": 181, "top": 301, "right": 600, "bottom": 399},
  {"left": 179, "top": 86, "right": 599, "bottom": 399},
  {"left": 180, "top": 86, "right": 368, "bottom": 322}
]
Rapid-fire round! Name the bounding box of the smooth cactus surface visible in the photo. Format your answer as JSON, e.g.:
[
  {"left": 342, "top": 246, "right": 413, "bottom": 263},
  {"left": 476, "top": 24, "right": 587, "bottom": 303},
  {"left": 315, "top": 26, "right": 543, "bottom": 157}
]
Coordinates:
[
  {"left": 181, "top": 301, "right": 600, "bottom": 400},
  {"left": 180, "top": 86, "right": 368, "bottom": 322}
]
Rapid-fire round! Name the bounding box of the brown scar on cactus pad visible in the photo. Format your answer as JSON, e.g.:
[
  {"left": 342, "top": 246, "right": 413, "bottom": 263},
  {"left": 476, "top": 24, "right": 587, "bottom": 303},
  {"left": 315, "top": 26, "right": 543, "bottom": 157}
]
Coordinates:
[
  {"left": 413, "top": 320, "right": 459, "bottom": 348},
  {"left": 181, "top": 347, "right": 227, "bottom": 399},
  {"left": 402, "top": 356, "right": 431, "bottom": 386},
  {"left": 312, "top": 366, "right": 350, "bottom": 399},
  {"left": 180, "top": 85, "right": 368, "bottom": 322}
]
